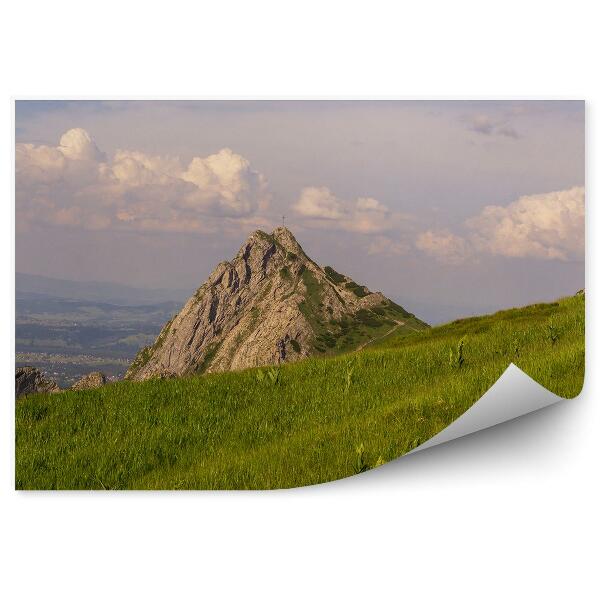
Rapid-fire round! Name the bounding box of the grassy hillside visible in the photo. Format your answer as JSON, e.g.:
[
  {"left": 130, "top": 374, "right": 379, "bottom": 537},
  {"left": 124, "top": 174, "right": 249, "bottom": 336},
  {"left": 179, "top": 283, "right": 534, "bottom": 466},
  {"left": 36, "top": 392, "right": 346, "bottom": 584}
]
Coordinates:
[{"left": 15, "top": 294, "right": 584, "bottom": 490}]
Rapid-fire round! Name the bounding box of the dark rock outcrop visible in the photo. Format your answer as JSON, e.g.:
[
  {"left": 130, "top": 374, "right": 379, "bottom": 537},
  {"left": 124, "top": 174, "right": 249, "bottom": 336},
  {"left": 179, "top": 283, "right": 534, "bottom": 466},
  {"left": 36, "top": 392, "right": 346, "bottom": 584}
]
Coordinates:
[
  {"left": 71, "top": 371, "right": 107, "bottom": 391},
  {"left": 16, "top": 366, "right": 60, "bottom": 399}
]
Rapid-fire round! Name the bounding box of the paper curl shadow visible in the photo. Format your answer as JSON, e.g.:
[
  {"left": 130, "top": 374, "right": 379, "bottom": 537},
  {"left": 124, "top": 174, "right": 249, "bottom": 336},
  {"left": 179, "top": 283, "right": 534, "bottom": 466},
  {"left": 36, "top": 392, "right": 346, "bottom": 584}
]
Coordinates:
[
  {"left": 409, "top": 363, "right": 563, "bottom": 454},
  {"left": 322, "top": 363, "right": 572, "bottom": 491}
]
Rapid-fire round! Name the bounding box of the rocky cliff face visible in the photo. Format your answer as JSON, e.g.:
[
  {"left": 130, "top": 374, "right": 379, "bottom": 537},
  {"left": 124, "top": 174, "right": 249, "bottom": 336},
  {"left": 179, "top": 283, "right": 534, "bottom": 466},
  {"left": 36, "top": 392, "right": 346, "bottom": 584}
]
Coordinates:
[
  {"left": 126, "top": 227, "right": 426, "bottom": 381},
  {"left": 16, "top": 367, "right": 60, "bottom": 399}
]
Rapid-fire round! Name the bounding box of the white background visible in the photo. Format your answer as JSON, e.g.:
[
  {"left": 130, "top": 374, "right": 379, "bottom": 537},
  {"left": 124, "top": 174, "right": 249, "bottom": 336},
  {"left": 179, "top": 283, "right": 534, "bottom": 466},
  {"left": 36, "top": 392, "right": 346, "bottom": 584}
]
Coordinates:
[{"left": 0, "top": 1, "right": 597, "bottom": 598}]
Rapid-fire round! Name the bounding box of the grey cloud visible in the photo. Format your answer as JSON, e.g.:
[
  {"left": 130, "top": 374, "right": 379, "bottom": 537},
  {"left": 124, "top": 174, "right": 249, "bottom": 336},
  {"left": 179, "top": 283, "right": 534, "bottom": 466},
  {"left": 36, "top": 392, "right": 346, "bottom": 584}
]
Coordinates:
[{"left": 466, "top": 114, "right": 521, "bottom": 139}]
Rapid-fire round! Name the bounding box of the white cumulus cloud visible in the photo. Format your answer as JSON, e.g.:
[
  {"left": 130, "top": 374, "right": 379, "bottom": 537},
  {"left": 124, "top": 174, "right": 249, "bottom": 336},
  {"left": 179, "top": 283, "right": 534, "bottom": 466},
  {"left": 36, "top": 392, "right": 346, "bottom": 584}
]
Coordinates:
[
  {"left": 467, "top": 186, "right": 584, "bottom": 261},
  {"left": 58, "top": 128, "right": 105, "bottom": 161},
  {"left": 416, "top": 229, "right": 472, "bottom": 265},
  {"left": 292, "top": 186, "right": 406, "bottom": 234},
  {"left": 415, "top": 187, "right": 584, "bottom": 265},
  {"left": 16, "top": 128, "right": 270, "bottom": 233}
]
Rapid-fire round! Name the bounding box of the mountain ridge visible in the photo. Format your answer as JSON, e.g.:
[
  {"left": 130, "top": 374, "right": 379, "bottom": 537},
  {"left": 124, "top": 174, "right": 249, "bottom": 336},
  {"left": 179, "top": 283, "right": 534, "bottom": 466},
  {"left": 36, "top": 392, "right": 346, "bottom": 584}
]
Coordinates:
[
  {"left": 126, "top": 227, "right": 427, "bottom": 380},
  {"left": 16, "top": 272, "right": 191, "bottom": 306}
]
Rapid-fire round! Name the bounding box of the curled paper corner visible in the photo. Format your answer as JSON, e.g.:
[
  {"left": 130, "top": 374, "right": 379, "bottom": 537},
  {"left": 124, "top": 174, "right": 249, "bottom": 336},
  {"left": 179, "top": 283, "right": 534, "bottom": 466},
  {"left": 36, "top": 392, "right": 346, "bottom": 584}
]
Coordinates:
[{"left": 409, "top": 363, "right": 566, "bottom": 455}]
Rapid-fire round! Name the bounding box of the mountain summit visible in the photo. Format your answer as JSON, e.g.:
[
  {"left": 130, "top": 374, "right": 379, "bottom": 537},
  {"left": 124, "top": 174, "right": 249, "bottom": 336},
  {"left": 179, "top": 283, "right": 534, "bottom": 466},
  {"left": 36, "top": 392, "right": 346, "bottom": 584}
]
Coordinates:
[{"left": 126, "top": 227, "right": 427, "bottom": 380}]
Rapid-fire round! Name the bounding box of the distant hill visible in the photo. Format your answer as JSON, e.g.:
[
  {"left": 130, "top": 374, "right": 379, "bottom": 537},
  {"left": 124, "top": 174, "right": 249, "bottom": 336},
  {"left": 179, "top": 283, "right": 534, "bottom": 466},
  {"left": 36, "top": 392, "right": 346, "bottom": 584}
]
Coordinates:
[
  {"left": 393, "top": 297, "right": 502, "bottom": 326},
  {"left": 16, "top": 272, "right": 191, "bottom": 306},
  {"left": 126, "top": 227, "right": 428, "bottom": 380}
]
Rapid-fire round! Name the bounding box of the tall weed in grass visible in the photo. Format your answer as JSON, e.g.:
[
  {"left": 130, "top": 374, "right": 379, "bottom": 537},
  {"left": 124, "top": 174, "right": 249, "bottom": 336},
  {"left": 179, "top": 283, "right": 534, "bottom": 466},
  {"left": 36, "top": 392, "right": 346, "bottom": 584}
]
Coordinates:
[{"left": 15, "top": 294, "right": 584, "bottom": 490}]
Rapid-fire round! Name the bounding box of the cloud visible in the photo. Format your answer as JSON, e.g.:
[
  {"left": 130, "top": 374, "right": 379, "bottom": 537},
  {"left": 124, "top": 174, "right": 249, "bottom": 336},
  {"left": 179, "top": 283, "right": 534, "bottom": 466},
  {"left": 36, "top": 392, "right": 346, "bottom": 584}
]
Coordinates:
[
  {"left": 58, "top": 128, "right": 105, "bottom": 161},
  {"left": 496, "top": 124, "right": 519, "bottom": 139},
  {"left": 416, "top": 187, "right": 584, "bottom": 264},
  {"left": 467, "top": 186, "right": 584, "bottom": 261},
  {"left": 367, "top": 236, "right": 410, "bottom": 257},
  {"left": 470, "top": 115, "right": 494, "bottom": 135},
  {"left": 16, "top": 128, "right": 270, "bottom": 233},
  {"left": 416, "top": 230, "right": 472, "bottom": 265},
  {"left": 466, "top": 114, "right": 520, "bottom": 139},
  {"left": 293, "top": 186, "right": 345, "bottom": 220},
  {"left": 292, "top": 186, "right": 406, "bottom": 234}
]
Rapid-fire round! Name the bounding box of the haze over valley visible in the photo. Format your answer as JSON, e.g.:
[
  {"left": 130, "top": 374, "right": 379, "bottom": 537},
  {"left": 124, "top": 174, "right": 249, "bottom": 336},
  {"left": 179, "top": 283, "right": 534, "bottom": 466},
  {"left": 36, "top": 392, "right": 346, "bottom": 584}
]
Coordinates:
[{"left": 16, "top": 274, "right": 187, "bottom": 385}]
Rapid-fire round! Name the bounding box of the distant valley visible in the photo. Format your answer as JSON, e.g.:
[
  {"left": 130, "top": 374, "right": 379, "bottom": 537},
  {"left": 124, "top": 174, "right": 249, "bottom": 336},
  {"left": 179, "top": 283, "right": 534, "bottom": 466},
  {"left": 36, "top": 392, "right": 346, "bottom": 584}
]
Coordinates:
[
  {"left": 16, "top": 272, "right": 191, "bottom": 306},
  {"left": 15, "top": 274, "right": 188, "bottom": 386},
  {"left": 14, "top": 259, "right": 502, "bottom": 387}
]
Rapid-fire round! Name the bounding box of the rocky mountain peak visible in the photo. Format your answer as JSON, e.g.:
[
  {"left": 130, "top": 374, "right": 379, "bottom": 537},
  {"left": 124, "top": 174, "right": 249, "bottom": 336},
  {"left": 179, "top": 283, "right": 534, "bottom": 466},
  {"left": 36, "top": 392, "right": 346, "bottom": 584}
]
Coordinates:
[
  {"left": 125, "top": 228, "right": 426, "bottom": 381},
  {"left": 235, "top": 227, "right": 305, "bottom": 265},
  {"left": 272, "top": 226, "right": 305, "bottom": 254}
]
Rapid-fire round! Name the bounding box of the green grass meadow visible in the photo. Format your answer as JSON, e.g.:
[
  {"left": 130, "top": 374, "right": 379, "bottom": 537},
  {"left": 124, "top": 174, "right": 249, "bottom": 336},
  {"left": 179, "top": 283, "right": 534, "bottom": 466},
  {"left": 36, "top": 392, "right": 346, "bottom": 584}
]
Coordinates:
[{"left": 15, "top": 294, "right": 584, "bottom": 490}]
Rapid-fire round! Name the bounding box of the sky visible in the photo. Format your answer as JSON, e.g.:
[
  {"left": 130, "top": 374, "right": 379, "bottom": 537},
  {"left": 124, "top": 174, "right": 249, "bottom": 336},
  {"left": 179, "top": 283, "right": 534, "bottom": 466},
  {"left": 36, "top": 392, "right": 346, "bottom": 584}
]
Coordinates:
[{"left": 15, "top": 100, "right": 585, "bottom": 322}]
